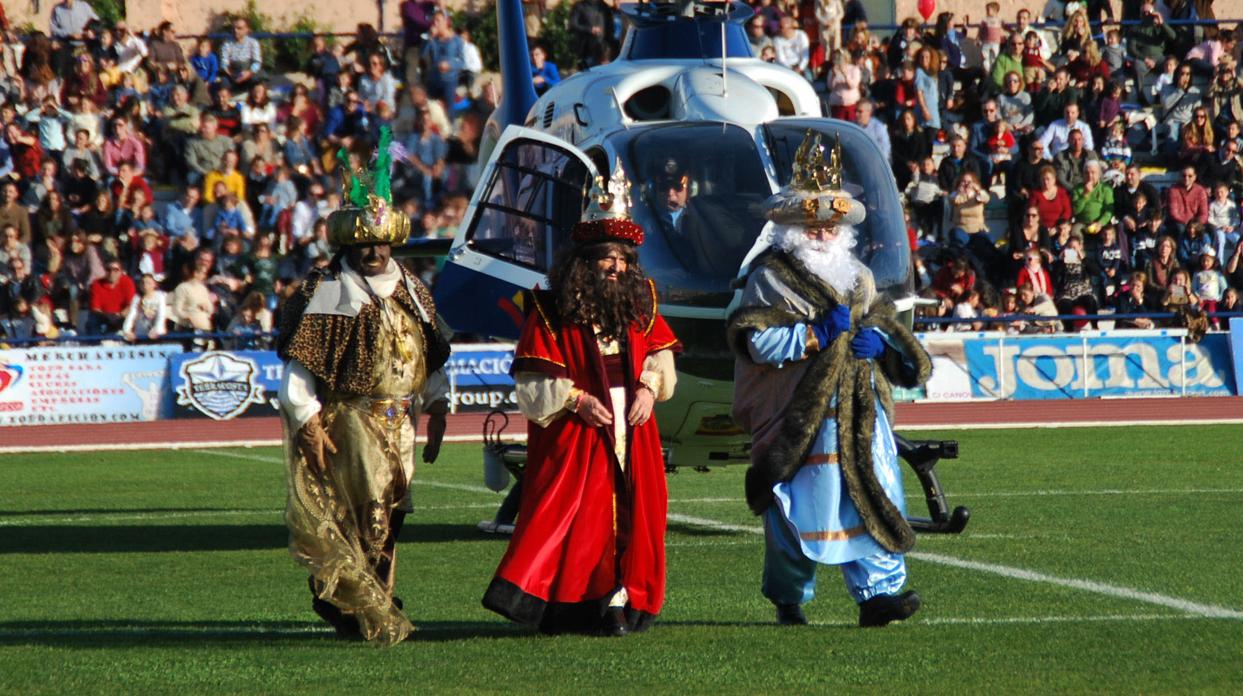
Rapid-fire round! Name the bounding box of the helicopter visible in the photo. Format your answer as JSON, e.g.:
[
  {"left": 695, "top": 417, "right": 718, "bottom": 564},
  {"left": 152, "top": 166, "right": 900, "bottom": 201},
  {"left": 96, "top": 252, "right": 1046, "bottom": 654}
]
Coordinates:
[{"left": 422, "top": 0, "right": 968, "bottom": 534}]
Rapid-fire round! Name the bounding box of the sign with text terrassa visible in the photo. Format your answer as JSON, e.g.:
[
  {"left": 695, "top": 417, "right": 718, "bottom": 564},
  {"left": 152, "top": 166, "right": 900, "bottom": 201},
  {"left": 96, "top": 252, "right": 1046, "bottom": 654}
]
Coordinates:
[{"left": 0, "top": 344, "right": 180, "bottom": 426}]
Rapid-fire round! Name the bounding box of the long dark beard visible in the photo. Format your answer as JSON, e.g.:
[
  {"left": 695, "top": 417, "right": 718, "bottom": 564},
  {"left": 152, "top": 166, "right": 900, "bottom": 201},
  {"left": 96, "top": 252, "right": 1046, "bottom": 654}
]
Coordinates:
[{"left": 550, "top": 244, "right": 648, "bottom": 340}]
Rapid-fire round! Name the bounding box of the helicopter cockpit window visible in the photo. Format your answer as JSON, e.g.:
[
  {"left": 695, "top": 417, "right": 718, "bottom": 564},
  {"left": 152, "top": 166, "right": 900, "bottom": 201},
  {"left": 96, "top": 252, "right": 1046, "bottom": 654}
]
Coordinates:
[
  {"left": 622, "top": 123, "right": 771, "bottom": 304},
  {"left": 762, "top": 122, "right": 913, "bottom": 299},
  {"left": 466, "top": 140, "right": 590, "bottom": 271}
]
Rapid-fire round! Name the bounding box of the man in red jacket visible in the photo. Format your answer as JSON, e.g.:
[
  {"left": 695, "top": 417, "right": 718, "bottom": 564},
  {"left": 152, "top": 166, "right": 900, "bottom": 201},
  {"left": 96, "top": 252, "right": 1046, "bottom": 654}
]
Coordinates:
[
  {"left": 87, "top": 261, "right": 136, "bottom": 335},
  {"left": 1166, "top": 166, "right": 1209, "bottom": 237},
  {"left": 482, "top": 165, "right": 681, "bottom": 637}
]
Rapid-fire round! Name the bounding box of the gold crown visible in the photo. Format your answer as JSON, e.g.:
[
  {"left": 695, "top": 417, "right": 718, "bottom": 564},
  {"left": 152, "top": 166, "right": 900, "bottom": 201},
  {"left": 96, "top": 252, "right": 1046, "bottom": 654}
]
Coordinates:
[
  {"left": 327, "top": 194, "right": 412, "bottom": 247},
  {"left": 583, "top": 159, "right": 633, "bottom": 222},
  {"left": 763, "top": 130, "right": 864, "bottom": 227},
  {"left": 790, "top": 130, "right": 844, "bottom": 192}
]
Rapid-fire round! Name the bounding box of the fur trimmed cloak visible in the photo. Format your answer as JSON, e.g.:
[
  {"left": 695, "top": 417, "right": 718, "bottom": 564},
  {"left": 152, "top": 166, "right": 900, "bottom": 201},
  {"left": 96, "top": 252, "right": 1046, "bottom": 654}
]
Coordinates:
[{"left": 727, "top": 251, "right": 931, "bottom": 554}]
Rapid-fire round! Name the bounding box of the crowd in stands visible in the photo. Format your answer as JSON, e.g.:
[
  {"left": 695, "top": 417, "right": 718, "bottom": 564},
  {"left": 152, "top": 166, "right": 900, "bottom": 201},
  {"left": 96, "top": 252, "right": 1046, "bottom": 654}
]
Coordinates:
[
  {"left": 2, "top": 0, "right": 1243, "bottom": 345},
  {"left": 778, "top": 0, "right": 1243, "bottom": 332},
  {"left": 0, "top": 0, "right": 486, "bottom": 343}
]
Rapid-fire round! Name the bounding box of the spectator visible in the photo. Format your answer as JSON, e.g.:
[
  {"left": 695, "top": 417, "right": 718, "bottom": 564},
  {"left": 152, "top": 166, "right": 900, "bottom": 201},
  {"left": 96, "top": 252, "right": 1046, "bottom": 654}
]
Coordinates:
[
  {"left": 360, "top": 52, "right": 400, "bottom": 112},
  {"left": 1010, "top": 207, "right": 1050, "bottom": 270},
  {"left": 21, "top": 158, "right": 60, "bottom": 213},
  {"left": 121, "top": 272, "right": 167, "bottom": 341},
  {"left": 101, "top": 117, "right": 145, "bottom": 176},
  {"left": 422, "top": 12, "right": 465, "bottom": 102},
  {"left": 530, "top": 45, "right": 561, "bottom": 96},
  {"left": 569, "top": 0, "right": 611, "bottom": 69},
  {"left": 747, "top": 15, "right": 773, "bottom": 56},
  {"left": 259, "top": 165, "right": 296, "bottom": 230},
  {"left": 1161, "top": 267, "right": 1198, "bottom": 312},
  {"left": 1117, "top": 272, "right": 1156, "bottom": 328},
  {"left": 86, "top": 258, "right": 136, "bottom": 335},
  {"left": 191, "top": 37, "right": 219, "bottom": 85},
  {"left": 890, "top": 108, "right": 929, "bottom": 191},
  {"left": 1208, "top": 182, "right": 1241, "bottom": 260},
  {"left": 938, "top": 136, "right": 983, "bottom": 192},
  {"left": 240, "top": 123, "right": 277, "bottom": 174},
  {"left": 828, "top": 49, "right": 862, "bottom": 121},
  {"left": 1029, "top": 165, "right": 1073, "bottom": 231},
  {"left": 1200, "top": 139, "right": 1243, "bottom": 192},
  {"left": 1016, "top": 280, "right": 1057, "bottom": 334},
  {"left": 774, "top": 16, "right": 810, "bottom": 77},
  {"left": 1053, "top": 237, "right": 1098, "bottom": 328},
  {"left": 239, "top": 83, "right": 277, "bottom": 129},
  {"left": 1071, "top": 160, "right": 1114, "bottom": 240},
  {"left": 1159, "top": 62, "right": 1201, "bottom": 148},
  {"left": 113, "top": 21, "right": 148, "bottom": 75},
  {"left": 1128, "top": 4, "right": 1175, "bottom": 102},
  {"left": 1179, "top": 107, "right": 1215, "bottom": 171},
  {"left": 110, "top": 160, "right": 153, "bottom": 212},
  {"left": 34, "top": 190, "right": 76, "bottom": 249},
  {"left": 147, "top": 21, "right": 185, "bottom": 70},
  {"left": 460, "top": 27, "right": 483, "bottom": 90},
  {"left": 990, "top": 33, "right": 1024, "bottom": 93},
  {"left": 1186, "top": 30, "right": 1236, "bottom": 77},
  {"left": 400, "top": 0, "right": 437, "bottom": 83},
  {"left": 947, "top": 170, "right": 991, "bottom": 248},
  {"left": 163, "top": 186, "right": 202, "bottom": 240},
  {"left": 1035, "top": 68, "right": 1080, "bottom": 126},
  {"left": 905, "top": 156, "right": 943, "bottom": 240},
  {"left": 1053, "top": 128, "right": 1096, "bottom": 192},
  {"left": 7, "top": 123, "right": 45, "bottom": 181},
  {"left": 1166, "top": 166, "right": 1210, "bottom": 237},
  {"left": 913, "top": 47, "right": 941, "bottom": 138},
  {"left": 306, "top": 34, "right": 341, "bottom": 100},
  {"left": 0, "top": 180, "right": 31, "bottom": 245},
  {"left": 1145, "top": 235, "right": 1180, "bottom": 298},
  {"left": 185, "top": 114, "right": 235, "bottom": 187},
  {"left": 220, "top": 17, "right": 262, "bottom": 91},
  {"left": 225, "top": 289, "right": 272, "bottom": 349},
  {"left": 402, "top": 112, "right": 448, "bottom": 208},
  {"left": 1039, "top": 102, "right": 1095, "bottom": 159},
  {"left": 887, "top": 18, "right": 919, "bottom": 72},
  {"left": 854, "top": 100, "right": 890, "bottom": 163},
  {"left": 1127, "top": 191, "right": 1162, "bottom": 270},
  {"left": 171, "top": 263, "right": 215, "bottom": 332},
  {"left": 0, "top": 222, "right": 30, "bottom": 272},
  {"left": 1193, "top": 248, "right": 1228, "bottom": 326}
]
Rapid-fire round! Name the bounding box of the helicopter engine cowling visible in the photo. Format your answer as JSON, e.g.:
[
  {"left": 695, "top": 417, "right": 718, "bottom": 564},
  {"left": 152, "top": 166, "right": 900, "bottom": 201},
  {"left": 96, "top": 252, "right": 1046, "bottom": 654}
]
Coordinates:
[{"left": 671, "top": 66, "right": 779, "bottom": 124}]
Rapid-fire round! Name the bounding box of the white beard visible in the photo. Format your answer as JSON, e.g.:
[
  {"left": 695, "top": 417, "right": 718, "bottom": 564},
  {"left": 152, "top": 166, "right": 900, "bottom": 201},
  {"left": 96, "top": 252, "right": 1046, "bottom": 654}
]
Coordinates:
[{"left": 772, "top": 223, "right": 863, "bottom": 296}]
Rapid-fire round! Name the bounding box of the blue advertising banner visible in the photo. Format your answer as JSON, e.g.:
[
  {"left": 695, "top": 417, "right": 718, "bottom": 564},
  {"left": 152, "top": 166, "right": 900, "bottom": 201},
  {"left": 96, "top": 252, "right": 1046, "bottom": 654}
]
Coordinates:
[
  {"left": 169, "top": 350, "right": 284, "bottom": 419},
  {"left": 443, "top": 343, "right": 518, "bottom": 412},
  {"left": 1231, "top": 318, "right": 1243, "bottom": 397},
  {"left": 960, "top": 332, "right": 1236, "bottom": 400},
  {"left": 0, "top": 344, "right": 180, "bottom": 425}
]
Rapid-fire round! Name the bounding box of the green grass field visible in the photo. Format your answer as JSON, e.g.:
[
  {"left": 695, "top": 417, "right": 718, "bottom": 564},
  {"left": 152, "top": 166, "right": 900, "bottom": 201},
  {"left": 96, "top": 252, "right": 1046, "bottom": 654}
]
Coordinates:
[{"left": 2, "top": 426, "right": 1242, "bottom": 694}]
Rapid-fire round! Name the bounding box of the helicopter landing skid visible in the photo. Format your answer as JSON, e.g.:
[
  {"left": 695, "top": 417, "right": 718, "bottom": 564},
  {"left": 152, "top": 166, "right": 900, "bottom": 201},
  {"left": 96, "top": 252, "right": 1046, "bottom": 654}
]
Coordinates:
[{"left": 896, "top": 435, "right": 971, "bottom": 535}]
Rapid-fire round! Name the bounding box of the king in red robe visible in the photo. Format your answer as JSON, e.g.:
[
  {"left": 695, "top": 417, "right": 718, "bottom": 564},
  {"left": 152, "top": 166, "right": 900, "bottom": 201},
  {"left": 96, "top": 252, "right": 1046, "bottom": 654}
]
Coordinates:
[{"left": 482, "top": 165, "right": 681, "bottom": 636}]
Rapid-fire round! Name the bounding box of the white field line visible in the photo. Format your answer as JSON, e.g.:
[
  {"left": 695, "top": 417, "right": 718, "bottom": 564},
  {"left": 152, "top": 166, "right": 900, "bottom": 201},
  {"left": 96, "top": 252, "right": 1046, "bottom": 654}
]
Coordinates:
[
  {"left": 898, "top": 418, "right": 1243, "bottom": 430},
  {"left": 664, "top": 514, "right": 1243, "bottom": 620}
]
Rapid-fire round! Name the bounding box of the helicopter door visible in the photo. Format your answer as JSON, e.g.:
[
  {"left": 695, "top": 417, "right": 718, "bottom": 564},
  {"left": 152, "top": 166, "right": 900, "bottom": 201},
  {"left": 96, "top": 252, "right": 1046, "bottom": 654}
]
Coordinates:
[{"left": 433, "top": 126, "right": 600, "bottom": 339}]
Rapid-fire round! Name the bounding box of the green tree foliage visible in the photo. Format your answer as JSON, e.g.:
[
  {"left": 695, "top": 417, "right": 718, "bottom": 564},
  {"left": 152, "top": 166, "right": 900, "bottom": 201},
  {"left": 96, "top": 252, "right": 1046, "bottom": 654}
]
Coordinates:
[{"left": 86, "top": 0, "right": 125, "bottom": 25}]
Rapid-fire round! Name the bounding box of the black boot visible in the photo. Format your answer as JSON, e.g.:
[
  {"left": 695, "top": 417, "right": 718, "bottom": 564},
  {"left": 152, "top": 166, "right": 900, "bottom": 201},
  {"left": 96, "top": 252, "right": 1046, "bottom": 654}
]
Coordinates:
[
  {"left": 775, "top": 603, "right": 809, "bottom": 626},
  {"left": 308, "top": 577, "right": 363, "bottom": 639},
  {"left": 858, "top": 590, "right": 922, "bottom": 628},
  {"left": 597, "top": 607, "right": 630, "bottom": 637}
]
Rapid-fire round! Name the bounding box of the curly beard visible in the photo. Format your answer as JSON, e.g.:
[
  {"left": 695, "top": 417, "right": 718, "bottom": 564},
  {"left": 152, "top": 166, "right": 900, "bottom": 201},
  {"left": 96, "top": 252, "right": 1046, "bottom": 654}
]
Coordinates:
[
  {"left": 772, "top": 223, "right": 863, "bottom": 296},
  {"left": 548, "top": 242, "right": 649, "bottom": 340}
]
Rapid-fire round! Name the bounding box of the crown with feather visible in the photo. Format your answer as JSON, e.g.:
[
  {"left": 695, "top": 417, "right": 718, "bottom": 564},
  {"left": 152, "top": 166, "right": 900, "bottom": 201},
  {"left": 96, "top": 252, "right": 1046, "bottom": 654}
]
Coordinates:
[
  {"left": 570, "top": 159, "right": 645, "bottom": 246},
  {"left": 763, "top": 130, "right": 866, "bottom": 228},
  {"left": 326, "top": 127, "right": 412, "bottom": 247}
]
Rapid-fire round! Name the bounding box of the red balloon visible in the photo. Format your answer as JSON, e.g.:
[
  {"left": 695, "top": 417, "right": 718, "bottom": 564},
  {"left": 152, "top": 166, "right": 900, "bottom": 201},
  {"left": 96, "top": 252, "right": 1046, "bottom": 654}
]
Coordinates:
[{"left": 917, "top": 0, "right": 936, "bottom": 21}]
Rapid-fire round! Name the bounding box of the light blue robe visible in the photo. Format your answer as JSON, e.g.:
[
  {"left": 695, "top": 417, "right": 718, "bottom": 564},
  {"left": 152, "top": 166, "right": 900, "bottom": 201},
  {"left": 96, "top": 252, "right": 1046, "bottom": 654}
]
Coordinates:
[{"left": 748, "top": 324, "right": 909, "bottom": 605}]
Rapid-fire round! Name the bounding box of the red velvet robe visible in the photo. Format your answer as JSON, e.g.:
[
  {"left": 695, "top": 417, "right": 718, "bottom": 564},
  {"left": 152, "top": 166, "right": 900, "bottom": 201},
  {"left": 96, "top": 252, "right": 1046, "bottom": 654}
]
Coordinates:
[{"left": 483, "top": 282, "right": 681, "bottom": 630}]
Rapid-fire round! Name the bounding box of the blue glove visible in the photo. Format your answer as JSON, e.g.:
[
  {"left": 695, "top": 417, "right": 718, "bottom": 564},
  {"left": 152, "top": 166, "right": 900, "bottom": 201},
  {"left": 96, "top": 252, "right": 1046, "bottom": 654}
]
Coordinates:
[
  {"left": 811, "top": 305, "right": 851, "bottom": 348},
  {"left": 850, "top": 328, "right": 885, "bottom": 360}
]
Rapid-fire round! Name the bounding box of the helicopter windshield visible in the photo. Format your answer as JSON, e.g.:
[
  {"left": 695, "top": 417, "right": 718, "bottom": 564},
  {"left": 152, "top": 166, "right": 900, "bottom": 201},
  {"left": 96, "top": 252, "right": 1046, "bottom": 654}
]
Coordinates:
[{"left": 619, "top": 123, "right": 771, "bottom": 307}]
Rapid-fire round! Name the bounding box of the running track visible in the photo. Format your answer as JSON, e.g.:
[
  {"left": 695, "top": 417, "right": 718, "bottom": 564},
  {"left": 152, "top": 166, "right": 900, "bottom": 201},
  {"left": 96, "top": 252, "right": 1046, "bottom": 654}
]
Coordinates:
[{"left": 2, "top": 398, "right": 1241, "bottom": 453}]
